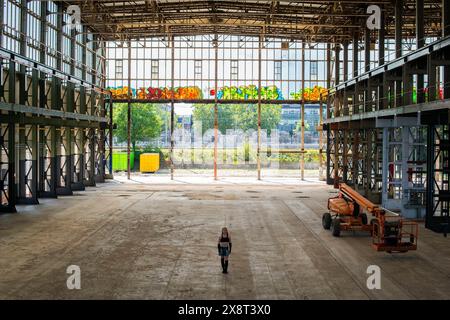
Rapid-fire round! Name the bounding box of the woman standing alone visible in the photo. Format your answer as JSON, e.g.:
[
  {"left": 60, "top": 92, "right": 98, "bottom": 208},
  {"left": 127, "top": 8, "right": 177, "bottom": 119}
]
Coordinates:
[{"left": 218, "top": 227, "right": 232, "bottom": 273}]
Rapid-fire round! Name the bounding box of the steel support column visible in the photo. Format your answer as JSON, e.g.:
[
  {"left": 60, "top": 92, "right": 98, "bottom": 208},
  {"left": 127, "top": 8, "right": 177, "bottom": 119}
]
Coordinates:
[
  {"left": 300, "top": 40, "right": 305, "bottom": 180},
  {"left": 379, "top": 10, "right": 387, "bottom": 110},
  {"left": 395, "top": 0, "right": 403, "bottom": 108},
  {"left": 170, "top": 36, "right": 175, "bottom": 180},
  {"left": 56, "top": 4, "right": 63, "bottom": 71},
  {"left": 319, "top": 96, "right": 324, "bottom": 181},
  {"left": 326, "top": 127, "right": 335, "bottom": 185},
  {"left": 213, "top": 35, "right": 218, "bottom": 180},
  {"left": 403, "top": 63, "right": 413, "bottom": 106},
  {"left": 326, "top": 43, "right": 331, "bottom": 89},
  {"left": 66, "top": 82, "right": 76, "bottom": 190},
  {"left": 0, "top": 0, "right": 3, "bottom": 47},
  {"left": 364, "top": 26, "right": 371, "bottom": 72},
  {"left": 0, "top": 60, "right": 17, "bottom": 212},
  {"left": 105, "top": 97, "right": 113, "bottom": 178},
  {"left": 443, "top": 0, "right": 450, "bottom": 98},
  {"left": 352, "top": 31, "right": 359, "bottom": 77},
  {"left": 343, "top": 41, "right": 348, "bottom": 82},
  {"left": 84, "top": 126, "right": 96, "bottom": 187},
  {"left": 416, "top": 0, "right": 425, "bottom": 103},
  {"left": 334, "top": 43, "right": 340, "bottom": 86},
  {"left": 127, "top": 40, "right": 132, "bottom": 180},
  {"left": 257, "top": 34, "right": 263, "bottom": 180},
  {"left": 427, "top": 53, "right": 437, "bottom": 102}
]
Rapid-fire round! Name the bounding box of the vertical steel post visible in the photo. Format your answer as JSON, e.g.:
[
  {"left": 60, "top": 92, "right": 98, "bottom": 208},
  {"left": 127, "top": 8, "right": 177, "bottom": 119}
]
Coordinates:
[
  {"left": 19, "top": 0, "right": 27, "bottom": 58},
  {"left": 343, "top": 41, "right": 348, "bottom": 82},
  {"left": 127, "top": 40, "right": 132, "bottom": 180},
  {"left": 109, "top": 99, "right": 113, "bottom": 176},
  {"left": 170, "top": 35, "right": 175, "bottom": 180},
  {"left": 334, "top": 43, "right": 340, "bottom": 86},
  {"left": 325, "top": 43, "right": 332, "bottom": 184},
  {"left": 425, "top": 124, "right": 435, "bottom": 230},
  {"left": 82, "top": 27, "right": 87, "bottom": 82},
  {"left": 403, "top": 63, "right": 412, "bottom": 106},
  {"left": 319, "top": 95, "right": 324, "bottom": 181},
  {"left": 379, "top": 10, "right": 387, "bottom": 110},
  {"left": 395, "top": 0, "right": 403, "bottom": 107},
  {"left": 5, "top": 60, "right": 17, "bottom": 212},
  {"left": 70, "top": 29, "right": 76, "bottom": 77},
  {"left": 18, "top": 126, "right": 26, "bottom": 201},
  {"left": 213, "top": 35, "right": 218, "bottom": 180},
  {"left": 352, "top": 31, "right": 359, "bottom": 77},
  {"left": 0, "top": 0, "right": 4, "bottom": 47},
  {"left": 326, "top": 43, "right": 331, "bottom": 89},
  {"left": 301, "top": 40, "right": 305, "bottom": 180},
  {"left": 364, "top": 26, "right": 371, "bottom": 73},
  {"left": 343, "top": 129, "right": 348, "bottom": 182},
  {"left": 66, "top": 82, "right": 74, "bottom": 190},
  {"left": 326, "top": 127, "right": 331, "bottom": 184},
  {"left": 395, "top": 0, "right": 403, "bottom": 59},
  {"left": 56, "top": 4, "right": 63, "bottom": 71},
  {"left": 17, "top": 0, "right": 27, "bottom": 203},
  {"left": 257, "top": 34, "right": 262, "bottom": 180},
  {"left": 443, "top": 0, "right": 450, "bottom": 98},
  {"left": 343, "top": 41, "right": 349, "bottom": 116},
  {"left": 416, "top": 0, "right": 425, "bottom": 103},
  {"left": 333, "top": 128, "right": 339, "bottom": 188},
  {"left": 378, "top": 8, "right": 385, "bottom": 66},
  {"left": 326, "top": 43, "right": 331, "bottom": 120}
]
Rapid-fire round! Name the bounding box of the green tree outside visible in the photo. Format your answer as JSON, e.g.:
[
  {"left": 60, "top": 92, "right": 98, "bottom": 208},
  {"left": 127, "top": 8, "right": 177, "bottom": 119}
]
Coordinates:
[
  {"left": 192, "top": 104, "right": 282, "bottom": 135},
  {"left": 113, "top": 103, "right": 166, "bottom": 151}
]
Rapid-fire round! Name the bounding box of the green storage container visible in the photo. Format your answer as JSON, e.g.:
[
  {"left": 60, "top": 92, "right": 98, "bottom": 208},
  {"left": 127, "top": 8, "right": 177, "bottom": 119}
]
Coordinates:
[{"left": 113, "top": 152, "right": 134, "bottom": 171}]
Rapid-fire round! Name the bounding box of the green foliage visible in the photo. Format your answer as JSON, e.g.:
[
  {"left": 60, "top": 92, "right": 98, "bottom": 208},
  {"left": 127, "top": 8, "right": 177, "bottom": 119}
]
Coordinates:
[
  {"left": 295, "top": 119, "right": 311, "bottom": 133},
  {"left": 243, "top": 141, "right": 252, "bottom": 162},
  {"left": 192, "top": 104, "right": 282, "bottom": 135},
  {"left": 141, "top": 146, "right": 162, "bottom": 153},
  {"left": 274, "top": 149, "right": 320, "bottom": 163},
  {"left": 191, "top": 104, "right": 235, "bottom": 134},
  {"left": 113, "top": 103, "right": 166, "bottom": 151},
  {"left": 163, "top": 147, "right": 321, "bottom": 164}
]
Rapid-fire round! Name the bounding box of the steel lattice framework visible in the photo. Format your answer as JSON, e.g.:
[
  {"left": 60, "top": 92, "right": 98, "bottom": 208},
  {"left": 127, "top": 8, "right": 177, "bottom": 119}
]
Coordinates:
[{"left": 61, "top": 0, "right": 443, "bottom": 42}]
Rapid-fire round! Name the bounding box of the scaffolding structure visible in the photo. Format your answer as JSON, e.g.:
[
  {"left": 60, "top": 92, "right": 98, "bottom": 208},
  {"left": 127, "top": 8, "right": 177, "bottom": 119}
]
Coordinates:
[
  {"left": 0, "top": 0, "right": 112, "bottom": 213},
  {"left": 325, "top": 0, "right": 450, "bottom": 233}
]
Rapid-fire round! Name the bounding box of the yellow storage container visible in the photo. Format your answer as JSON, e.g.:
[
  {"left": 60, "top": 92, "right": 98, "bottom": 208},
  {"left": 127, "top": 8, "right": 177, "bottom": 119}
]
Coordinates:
[{"left": 140, "top": 153, "right": 160, "bottom": 173}]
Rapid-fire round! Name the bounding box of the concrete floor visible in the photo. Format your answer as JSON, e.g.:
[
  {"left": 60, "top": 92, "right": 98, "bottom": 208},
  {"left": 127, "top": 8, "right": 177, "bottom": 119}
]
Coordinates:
[{"left": 1, "top": 176, "right": 449, "bottom": 299}]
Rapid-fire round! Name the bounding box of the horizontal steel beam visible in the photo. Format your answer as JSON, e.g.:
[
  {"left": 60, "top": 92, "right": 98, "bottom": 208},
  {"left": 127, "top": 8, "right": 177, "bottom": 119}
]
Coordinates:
[
  {"left": 324, "top": 99, "right": 450, "bottom": 124},
  {"left": 0, "top": 102, "right": 109, "bottom": 123},
  {"left": 0, "top": 114, "right": 103, "bottom": 128}
]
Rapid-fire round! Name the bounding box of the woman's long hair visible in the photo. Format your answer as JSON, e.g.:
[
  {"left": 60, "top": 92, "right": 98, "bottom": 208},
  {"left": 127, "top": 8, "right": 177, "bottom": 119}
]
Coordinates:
[{"left": 220, "top": 227, "right": 229, "bottom": 239}]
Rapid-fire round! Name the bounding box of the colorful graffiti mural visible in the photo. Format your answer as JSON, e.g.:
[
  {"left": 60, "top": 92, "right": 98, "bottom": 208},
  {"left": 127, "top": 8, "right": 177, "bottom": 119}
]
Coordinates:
[
  {"left": 109, "top": 86, "right": 203, "bottom": 100},
  {"left": 215, "top": 85, "right": 283, "bottom": 100},
  {"left": 108, "top": 86, "right": 136, "bottom": 99},
  {"left": 290, "top": 86, "right": 327, "bottom": 101},
  {"left": 108, "top": 84, "right": 445, "bottom": 102}
]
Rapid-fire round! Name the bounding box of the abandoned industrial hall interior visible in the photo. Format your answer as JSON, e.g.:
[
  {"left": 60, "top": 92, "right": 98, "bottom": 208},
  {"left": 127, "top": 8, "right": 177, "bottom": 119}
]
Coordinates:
[{"left": 1, "top": 0, "right": 450, "bottom": 303}]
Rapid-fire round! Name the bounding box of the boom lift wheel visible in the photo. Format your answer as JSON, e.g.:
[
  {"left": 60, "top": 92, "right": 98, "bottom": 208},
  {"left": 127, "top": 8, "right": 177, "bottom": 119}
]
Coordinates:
[
  {"left": 322, "top": 212, "right": 332, "bottom": 230},
  {"left": 331, "top": 218, "right": 341, "bottom": 237}
]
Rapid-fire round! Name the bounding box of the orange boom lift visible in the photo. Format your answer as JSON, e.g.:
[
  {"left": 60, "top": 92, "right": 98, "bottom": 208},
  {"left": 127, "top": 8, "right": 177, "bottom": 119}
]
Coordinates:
[{"left": 322, "top": 183, "right": 418, "bottom": 253}]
